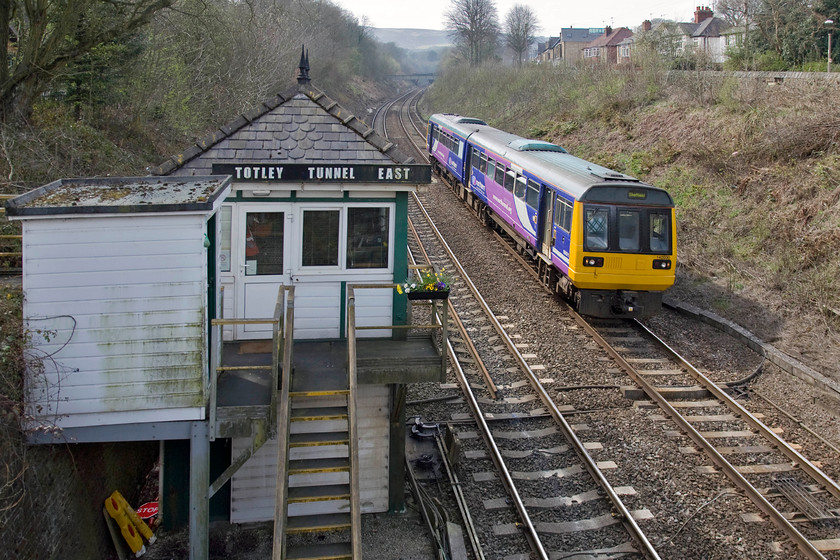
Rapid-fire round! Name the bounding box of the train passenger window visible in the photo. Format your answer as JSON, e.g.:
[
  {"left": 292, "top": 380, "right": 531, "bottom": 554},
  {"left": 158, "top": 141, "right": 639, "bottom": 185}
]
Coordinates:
[
  {"left": 347, "top": 207, "right": 390, "bottom": 269},
  {"left": 618, "top": 210, "right": 640, "bottom": 251},
  {"left": 471, "top": 148, "right": 480, "bottom": 168},
  {"left": 479, "top": 153, "right": 487, "bottom": 174},
  {"left": 504, "top": 170, "right": 515, "bottom": 192},
  {"left": 584, "top": 206, "right": 609, "bottom": 250},
  {"left": 495, "top": 163, "right": 506, "bottom": 185},
  {"left": 432, "top": 128, "right": 440, "bottom": 144},
  {"left": 526, "top": 179, "right": 540, "bottom": 208},
  {"left": 649, "top": 213, "right": 671, "bottom": 253},
  {"left": 514, "top": 174, "right": 527, "bottom": 200},
  {"left": 302, "top": 210, "right": 339, "bottom": 266},
  {"left": 486, "top": 158, "right": 496, "bottom": 180},
  {"left": 554, "top": 198, "right": 573, "bottom": 232}
]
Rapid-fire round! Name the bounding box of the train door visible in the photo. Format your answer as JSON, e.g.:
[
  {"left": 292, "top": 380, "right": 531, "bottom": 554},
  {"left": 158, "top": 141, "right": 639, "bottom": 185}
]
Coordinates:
[
  {"left": 540, "top": 188, "right": 556, "bottom": 256},
  {"left": 236, "top": 205, "right": 291, "bottom": 339}
]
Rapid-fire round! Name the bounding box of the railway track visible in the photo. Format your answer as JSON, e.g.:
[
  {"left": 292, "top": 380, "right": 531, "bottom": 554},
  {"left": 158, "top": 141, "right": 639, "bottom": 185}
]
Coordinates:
[
  {"left": 381, "top": 88, "right": 661, "bottom": 558},
  {"left": 378, "top": 90, "right": 840, "bottom": 558}
]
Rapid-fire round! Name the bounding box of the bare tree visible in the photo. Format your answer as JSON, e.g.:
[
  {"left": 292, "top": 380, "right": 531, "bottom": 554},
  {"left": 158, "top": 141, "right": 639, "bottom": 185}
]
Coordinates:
[
  {"left": 0, "top": 0, "right": 175, "bottom": 122},
  {"left": 505, "top": 4, "right": 539, "bottom": 66},
  {"left": 445, "top": 0, "right": 499, "bottom": 66}
]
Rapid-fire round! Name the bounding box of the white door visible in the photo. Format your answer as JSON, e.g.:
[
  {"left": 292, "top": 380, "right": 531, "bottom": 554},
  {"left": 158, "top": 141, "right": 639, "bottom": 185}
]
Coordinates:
[{"left": 236, "top": 205, "right": 291, "bottom": 339}]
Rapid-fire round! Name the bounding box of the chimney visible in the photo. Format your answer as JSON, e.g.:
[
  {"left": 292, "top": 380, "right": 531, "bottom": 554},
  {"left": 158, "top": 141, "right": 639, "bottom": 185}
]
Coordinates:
[
  {"left": 694, "top": 5, "right": 713, "bottom": 23},
  {"left": 297, "top": 44, "right": 311, "bottom": 86},
  {"left": 605, "top": 26, "right": 612, "bottom": 36},
  {"left": 643, "top": 20, "right": 652, "bottom": 32}
]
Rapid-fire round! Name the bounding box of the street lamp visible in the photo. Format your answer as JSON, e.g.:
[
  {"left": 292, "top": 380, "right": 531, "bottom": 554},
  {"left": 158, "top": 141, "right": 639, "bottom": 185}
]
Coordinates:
[{"left": 828, "top": 20, "right": 835, "bottom": 73}]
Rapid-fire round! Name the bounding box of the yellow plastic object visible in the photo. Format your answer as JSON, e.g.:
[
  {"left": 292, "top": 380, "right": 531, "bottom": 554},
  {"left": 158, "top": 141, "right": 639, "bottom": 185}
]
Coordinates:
[{"left": 105, "top": 490, "right": 155, "bottom": 557}]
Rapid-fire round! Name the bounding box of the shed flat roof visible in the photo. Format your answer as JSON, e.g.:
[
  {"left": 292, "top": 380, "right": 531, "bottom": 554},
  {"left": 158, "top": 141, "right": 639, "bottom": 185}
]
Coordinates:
[{"left": 6, "top": 175, "right": 231, "bottom": 216}]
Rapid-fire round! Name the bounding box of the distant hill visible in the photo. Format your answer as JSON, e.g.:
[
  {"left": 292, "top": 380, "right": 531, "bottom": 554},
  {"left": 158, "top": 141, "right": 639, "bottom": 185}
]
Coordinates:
[{"left": 373, "top": 28, "right": 452, "bottom": 50}]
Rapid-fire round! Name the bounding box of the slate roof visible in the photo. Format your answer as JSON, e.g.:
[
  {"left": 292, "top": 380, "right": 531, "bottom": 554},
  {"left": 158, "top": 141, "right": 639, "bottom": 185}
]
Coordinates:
[
  {"left": 693, "top": 17, "right": 730, "bottom": 37},
  {"left": 560, "top": 28, "right": 604, "bottom": 43},
  {"left": 152, "top": 84, "right": 414, "bottom": 177},
  {"left": 587, "top": 27, "right": 633, "bottom": 48}
]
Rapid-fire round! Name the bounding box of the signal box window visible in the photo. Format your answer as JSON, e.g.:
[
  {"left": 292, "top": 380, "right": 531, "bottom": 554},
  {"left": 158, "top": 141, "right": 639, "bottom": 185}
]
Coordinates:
[
  {"left": 584, "top": 207, "right": 609, "bottom": 250},
  {"left": 302, "top": 210, "right": 339, "bottom": 266},
  {"left": 649, "top": 212, "right": 671, "bottom": 253},
  {"left": 347, "top": 207, "right": 390, "bottom": 269},
  {"left": 245, "top": 212, "right": 284, "bottom": 275},
  {"left": 618, "top": 210, "right": 640, "bottom": 251}
]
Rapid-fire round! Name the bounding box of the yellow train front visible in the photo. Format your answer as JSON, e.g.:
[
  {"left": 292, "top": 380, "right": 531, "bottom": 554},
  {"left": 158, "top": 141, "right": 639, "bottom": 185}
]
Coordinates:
[
  {"left": 565, "top": 185, "right": 676, "bottom": 318},
  {"left": 428, "top": 113, "right": 676, "bottom": 319}
]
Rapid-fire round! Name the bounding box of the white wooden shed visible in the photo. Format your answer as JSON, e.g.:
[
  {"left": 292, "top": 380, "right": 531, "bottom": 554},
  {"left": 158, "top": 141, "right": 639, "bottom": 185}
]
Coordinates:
[{"left": 6, "top": 176, "right": 231, "bottom": 437}]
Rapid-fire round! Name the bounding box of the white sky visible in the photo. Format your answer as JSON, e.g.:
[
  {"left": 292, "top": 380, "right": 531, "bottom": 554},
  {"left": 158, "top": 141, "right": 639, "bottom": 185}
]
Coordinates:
[{"left": 334, "top": 0, "right": 701, "bottom": 33}]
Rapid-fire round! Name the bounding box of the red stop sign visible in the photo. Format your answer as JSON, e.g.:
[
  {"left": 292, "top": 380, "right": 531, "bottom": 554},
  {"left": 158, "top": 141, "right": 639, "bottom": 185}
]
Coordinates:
[{"left": 136, "top": 501, "right": 159, "bottom": 519}]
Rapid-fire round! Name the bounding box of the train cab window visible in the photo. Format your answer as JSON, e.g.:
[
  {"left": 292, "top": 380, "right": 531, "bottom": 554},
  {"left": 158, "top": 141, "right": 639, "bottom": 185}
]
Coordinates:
[
  {"left": 495, "top": 163, "right": 506, "bottom": 185},
  {"left": 504, "top": 170, "right": 515, "bottom": 192},
  {"left": 347, "top": 207, "right": 390, "bottom": 269},
  {"left": 514, "top": 174, "right": 527, "bottom": 200},
  {"left": 618, "top": 210, "right": 640, "bottom": 251},
  {"left": 584, "top": 206, "right": 609, "bottom": 250},
  {"left": 486, "top": 158, "right": 496, "bottom": 180},
  {"left": 302, "top": 210, "right": 339, "bottom": 266},
  {"left": 554, "top": 198, "right": 573, "bottom": 232},
  {"left": 526, "top": 179, "right": 540, "bottom": 208},
  {"left": 649, "top": 212, "right": 671, "bottom": 253},
  {"left": 479, "top": 153, "right": 487, "bottom": 174}
]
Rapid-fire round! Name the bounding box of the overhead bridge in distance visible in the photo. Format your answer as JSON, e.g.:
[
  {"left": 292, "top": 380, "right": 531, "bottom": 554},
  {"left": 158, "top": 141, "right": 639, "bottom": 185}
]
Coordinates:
[{"left": 387, "top": 73, "right": 437, "bottom": 85}]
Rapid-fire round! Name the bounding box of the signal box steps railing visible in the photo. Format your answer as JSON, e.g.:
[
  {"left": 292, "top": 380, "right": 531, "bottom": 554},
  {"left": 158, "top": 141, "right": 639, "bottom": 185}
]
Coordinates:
[
  {"left": 0, "top": 194, "right": 22, "bottom": 275},
  {"left": 207, "top": 285, "right": 293, "bottom": 502},
  {"left": 271, "top": 283, "right": 447, "bottom": 559}
]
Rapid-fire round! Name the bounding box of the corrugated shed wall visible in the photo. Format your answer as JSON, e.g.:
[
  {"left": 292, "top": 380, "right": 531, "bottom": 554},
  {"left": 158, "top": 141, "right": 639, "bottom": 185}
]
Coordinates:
[{"left": 23, "top": 214, "right": 209, "bottom": 428}]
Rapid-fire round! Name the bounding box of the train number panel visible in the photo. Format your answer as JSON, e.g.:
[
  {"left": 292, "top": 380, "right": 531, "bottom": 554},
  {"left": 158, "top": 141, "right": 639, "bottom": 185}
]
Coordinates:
[{"left": 428, "top": 113, "right": 676, "bottom": 319}]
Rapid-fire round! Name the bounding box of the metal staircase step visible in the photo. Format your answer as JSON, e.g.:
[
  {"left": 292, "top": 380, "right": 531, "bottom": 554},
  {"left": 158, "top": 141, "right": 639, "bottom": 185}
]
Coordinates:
[
  {"left": 286, "top": 541, "right": 352, "bottom": 560},
  {"left": 289, "top": 457, "right": 349, "bottom": 475},
  {"left": 290, "top": 389, "right": 349, "bottom": 398},
  {"left": 288, "top": 484, "right": 351, "bottom": 503},
  {"left": 291, "top": 407, "right": 348, "bottom": 422},
  {"left": 290, "top": 431, "right": 349, "bottom": 447},
  {"left": 285, "top": 513, "right": 351, "bottom": 534}
]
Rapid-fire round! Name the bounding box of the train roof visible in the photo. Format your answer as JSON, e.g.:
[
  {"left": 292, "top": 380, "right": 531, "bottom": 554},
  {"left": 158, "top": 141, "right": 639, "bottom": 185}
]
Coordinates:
[{"left": 430, "top": 113, "right": 673, "bottom": 205}]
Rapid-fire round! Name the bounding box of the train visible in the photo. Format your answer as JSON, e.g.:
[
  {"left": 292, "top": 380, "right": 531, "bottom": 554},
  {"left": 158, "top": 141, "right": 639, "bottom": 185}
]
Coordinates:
[{"left": 427, "top": 113, "right": 676, "bottom": 318}]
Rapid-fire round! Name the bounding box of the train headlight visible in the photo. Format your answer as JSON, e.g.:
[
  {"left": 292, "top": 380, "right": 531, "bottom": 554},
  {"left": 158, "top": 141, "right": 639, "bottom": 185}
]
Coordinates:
[
  {"left": 653, "top": 259, "right": 672, "bottom": 269},
  {"left": 583, "top": 256, "right": 604, "bottom": 267}
]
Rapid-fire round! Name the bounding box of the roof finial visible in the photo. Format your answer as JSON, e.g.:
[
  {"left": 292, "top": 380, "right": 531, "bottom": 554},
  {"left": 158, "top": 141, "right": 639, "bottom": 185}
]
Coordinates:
[{"left": 297, "top": 44, "right": 310, "bottom": 86}]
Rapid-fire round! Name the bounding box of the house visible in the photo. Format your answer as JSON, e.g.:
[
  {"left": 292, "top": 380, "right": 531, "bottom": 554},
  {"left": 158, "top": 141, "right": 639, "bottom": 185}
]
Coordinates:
[
  {"left": 559, "top": 27, "right": 606, "bottom": 64},
  {"left": 582, "top": 26, "right": 634, "bottom": 64},
  {"left": 642, "top": 6, "right": 732, "bottom": 64},
  {"left": 536, "top": 36, "right": 560, "bottom": 63}
]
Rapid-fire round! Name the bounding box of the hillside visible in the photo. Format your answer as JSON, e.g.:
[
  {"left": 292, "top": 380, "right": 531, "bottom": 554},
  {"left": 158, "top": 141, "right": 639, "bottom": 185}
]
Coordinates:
[
  {"left": 421, "top": 65, "right": 840, "bottom": 381},
  {"left": 372, "top": 28, "right": 452, "bottom": 50}
]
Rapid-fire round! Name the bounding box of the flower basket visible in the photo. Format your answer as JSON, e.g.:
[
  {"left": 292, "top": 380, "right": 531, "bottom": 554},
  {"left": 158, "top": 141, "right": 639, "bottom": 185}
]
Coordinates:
[
  {"left": 396, "top": 267, "right": 453, "bottom": 299},
  {"left": 407, "top": 290, "right": 450, "bottom": 300}
]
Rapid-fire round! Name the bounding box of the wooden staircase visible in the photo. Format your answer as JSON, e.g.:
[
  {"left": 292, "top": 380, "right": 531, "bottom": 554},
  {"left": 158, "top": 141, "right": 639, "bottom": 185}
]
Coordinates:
[{"left": 273, "top": 377, "right": 361, "bottom": 560}]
